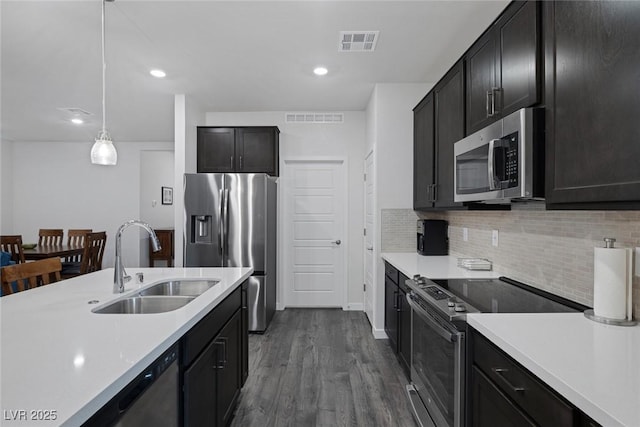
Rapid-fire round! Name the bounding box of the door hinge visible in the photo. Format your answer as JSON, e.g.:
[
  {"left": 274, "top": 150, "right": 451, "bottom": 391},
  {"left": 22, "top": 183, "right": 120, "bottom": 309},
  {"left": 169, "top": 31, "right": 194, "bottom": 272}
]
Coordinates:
[
  {"left": 364, "top": 228, "right": 367, "bottom": 236},
  {"left": 364, "top": 173, "right": 367, "bottom": 181},
  {"left": 363, "top": 283, "right": 366, "bottom": 292}
]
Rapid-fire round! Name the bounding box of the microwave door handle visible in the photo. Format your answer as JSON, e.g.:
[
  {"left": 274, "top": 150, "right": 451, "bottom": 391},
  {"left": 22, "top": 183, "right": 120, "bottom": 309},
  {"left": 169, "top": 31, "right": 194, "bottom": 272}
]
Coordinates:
[
  {"left": 488, "top": 138, "right": 500, "bottom": 191},
  {"left": 406, "top": 293, "right": 456, "bottom": 342}
]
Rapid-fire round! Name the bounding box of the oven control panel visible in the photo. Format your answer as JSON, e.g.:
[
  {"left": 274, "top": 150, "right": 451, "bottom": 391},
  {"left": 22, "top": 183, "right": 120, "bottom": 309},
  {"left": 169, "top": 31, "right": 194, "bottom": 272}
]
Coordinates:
[{"left": 406, "top": 276, "right": 479, "bottom": 320}]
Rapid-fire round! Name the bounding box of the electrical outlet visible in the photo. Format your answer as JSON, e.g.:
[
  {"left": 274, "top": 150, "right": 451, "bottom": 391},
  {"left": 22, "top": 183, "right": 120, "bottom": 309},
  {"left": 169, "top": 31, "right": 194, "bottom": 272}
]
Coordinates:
[
  {"left": 463, "top": 227, "right": 468, "bottom": 242},
  {"left": 492, "top": 230, "right": 499, "bottom": 247}
]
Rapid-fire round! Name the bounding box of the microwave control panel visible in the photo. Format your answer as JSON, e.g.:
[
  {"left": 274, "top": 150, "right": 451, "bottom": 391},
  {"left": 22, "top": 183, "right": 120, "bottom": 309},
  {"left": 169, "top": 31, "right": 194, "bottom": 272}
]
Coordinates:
[{"left": 503, "top": 132, "right": 518, "bottom": 188}]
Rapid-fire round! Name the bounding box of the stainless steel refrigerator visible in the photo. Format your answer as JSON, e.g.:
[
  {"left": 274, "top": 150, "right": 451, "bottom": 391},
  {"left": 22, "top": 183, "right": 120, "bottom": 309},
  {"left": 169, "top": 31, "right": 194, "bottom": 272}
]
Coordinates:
[{"left": 184, "top": 173, "right": 277, "bottom": 332}]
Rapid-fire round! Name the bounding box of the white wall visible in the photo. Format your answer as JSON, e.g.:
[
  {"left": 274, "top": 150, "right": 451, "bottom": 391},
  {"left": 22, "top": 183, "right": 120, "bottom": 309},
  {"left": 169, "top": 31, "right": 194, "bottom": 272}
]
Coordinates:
[
  {"left": 1, "top": 139, "right": 14, "bottom": 232},
  {"left": 366, "top": 83, "right": 432, "bottom": 336},
  {"left": 204, "top": 111, "right": 366, "bottom": 310},
  {"left": 139, "top": 150, "right": 175, "bottom": 266},
  {"left": 8, "top": 140, "right": 173, "bottom": 269},
  {"left": 173, "top": 94, "right": 206, "bottom": 266}
]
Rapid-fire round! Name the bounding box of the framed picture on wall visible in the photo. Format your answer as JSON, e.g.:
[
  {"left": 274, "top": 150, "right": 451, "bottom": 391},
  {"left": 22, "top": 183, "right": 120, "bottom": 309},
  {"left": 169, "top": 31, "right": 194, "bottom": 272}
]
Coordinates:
[{"left": 162, "top": 186, "right": 173, "bottom": 205}]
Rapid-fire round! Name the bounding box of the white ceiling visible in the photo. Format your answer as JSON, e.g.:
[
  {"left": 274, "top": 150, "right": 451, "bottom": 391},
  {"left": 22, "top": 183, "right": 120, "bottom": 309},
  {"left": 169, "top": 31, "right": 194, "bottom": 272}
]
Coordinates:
[{"left": 1, "top": 0, "right": 509, "bottom": 143}]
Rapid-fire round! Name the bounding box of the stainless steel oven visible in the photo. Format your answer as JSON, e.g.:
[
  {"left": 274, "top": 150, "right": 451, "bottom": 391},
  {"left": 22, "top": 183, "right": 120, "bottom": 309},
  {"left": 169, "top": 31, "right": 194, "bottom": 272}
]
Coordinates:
[
  {"left": 406, "top": 292, "right": 464, "bottom": 427},
  {"left": 404, "top": 275, "right": 588, "bottom": 427}
]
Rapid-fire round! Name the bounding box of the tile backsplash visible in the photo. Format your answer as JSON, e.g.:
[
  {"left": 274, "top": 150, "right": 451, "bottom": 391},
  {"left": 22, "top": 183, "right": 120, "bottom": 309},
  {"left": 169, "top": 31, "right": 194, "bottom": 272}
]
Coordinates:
[
  {"left": 382, "top": 204, "right": 640, "bottom": 316},
  {"left": 381, "top": 209, "right": 419, "bottom": 252}
]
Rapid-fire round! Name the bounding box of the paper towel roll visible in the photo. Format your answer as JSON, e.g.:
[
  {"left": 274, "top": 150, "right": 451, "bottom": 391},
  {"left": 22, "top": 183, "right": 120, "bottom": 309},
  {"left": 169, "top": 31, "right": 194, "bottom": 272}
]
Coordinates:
[{"left": 593, "top": 247, "right": 632, "bottom": 320}]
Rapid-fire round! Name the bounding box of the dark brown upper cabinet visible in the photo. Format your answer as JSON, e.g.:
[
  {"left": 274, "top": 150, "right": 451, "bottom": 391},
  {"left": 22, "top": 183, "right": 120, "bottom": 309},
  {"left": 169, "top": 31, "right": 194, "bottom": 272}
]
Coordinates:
[
  {"left": 434, "top": 60, "right": 466, "bottom": 209},
  {"left": 466, "top": 1, "right": 540, "bottom": 135},
  {"left": 413, "top": 61, "right": 466, "bottom": 210},
  {"left": 413, "top": 93, "right": 435, "bottom": 210},
  {"left": 197, "top": 126, "right": 279, "bottom": 176},
  {"left": 544, "top": 1, "right": 640, "bottom": 208}
]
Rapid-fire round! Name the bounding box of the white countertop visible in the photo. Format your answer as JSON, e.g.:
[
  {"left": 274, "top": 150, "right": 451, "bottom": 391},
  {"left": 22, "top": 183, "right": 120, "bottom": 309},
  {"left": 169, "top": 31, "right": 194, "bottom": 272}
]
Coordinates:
[
  {"left": 380, "top": 253, "right": 499, "bottom": 280},
  {"left": 0, "top": 267, "right": 252, "bottom": 427},
  {"left": 468, "top": 313, "right": 640, "bottom": 427}
]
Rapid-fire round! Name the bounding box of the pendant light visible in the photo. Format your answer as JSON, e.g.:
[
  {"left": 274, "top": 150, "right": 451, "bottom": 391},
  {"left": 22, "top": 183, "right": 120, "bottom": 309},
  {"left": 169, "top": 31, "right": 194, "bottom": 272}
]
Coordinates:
[{"left": 91, "top": 0, "right": 117, "bottom": 165}]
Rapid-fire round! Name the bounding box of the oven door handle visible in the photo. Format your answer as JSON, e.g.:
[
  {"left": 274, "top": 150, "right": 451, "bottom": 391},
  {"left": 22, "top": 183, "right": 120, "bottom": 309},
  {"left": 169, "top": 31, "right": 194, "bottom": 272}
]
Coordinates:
[{"left": 406, "top": 293, "right": 456, "bottom": 343}]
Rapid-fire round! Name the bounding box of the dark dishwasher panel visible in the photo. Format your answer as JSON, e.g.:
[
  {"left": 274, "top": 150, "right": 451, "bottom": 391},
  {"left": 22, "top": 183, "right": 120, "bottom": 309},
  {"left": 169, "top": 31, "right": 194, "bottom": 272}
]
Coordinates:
[{"left": 82, "top": 344, "right": 179, "bottom": 427}]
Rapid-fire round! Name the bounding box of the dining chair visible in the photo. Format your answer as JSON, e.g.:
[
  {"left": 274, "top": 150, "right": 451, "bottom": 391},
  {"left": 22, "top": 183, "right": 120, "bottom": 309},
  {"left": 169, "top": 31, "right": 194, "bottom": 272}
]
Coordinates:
[
  {"left": 0, "top": 235, "right": 26, "bottom": 264},
  {"left": 38, "top": 229, "right": 64, "bottom": 246},
  {"left": 61, "top": 232, "right": 107, "bottom": 279},
  {"left": 66, "top": 229, "right": 92, "bottom": 262},
  {"left": 1, "top": 257, "right": 62, "bottom": 295}
]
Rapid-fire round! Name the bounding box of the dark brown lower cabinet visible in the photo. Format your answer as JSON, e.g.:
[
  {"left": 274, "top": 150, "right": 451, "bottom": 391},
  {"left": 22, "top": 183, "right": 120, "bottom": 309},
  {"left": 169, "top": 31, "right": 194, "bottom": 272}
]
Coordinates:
[
  {"left": 470, "top": 328, "right": 601, "bottom": 427},
  {"left": 182, "top": 285, "right": 247, "bottom": 427},
  {"left": 397, "top": 273, "right": 411, "bottom": 379},
  {"left": 471, "top": 366, "right": 535, "bottom": 427},
  {"left": 241, "top": 281, "right": 249, "bottom": 385},
  {"left": 183, "top": 310, "right": 242, "bottom": 427},
  {"left": 384, "top": 272, "right": 399, "bottom": 353}
]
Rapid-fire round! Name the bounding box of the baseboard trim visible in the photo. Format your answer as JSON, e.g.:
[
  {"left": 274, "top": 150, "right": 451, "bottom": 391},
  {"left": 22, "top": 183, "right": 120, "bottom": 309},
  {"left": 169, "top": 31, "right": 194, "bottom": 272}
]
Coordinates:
[
  {"left": 344, "top": 303, "right": 363, "bottom": 311},
  {"left": 372, "top": 327, "right": 388, "bottom": 340}
]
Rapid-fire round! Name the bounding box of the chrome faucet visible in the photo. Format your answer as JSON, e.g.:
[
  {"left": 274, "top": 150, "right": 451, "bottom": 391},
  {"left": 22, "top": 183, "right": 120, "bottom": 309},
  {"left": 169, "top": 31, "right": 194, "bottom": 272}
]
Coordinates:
[{"left": 114, "top": 220, "right": 161, "bottom": 293}]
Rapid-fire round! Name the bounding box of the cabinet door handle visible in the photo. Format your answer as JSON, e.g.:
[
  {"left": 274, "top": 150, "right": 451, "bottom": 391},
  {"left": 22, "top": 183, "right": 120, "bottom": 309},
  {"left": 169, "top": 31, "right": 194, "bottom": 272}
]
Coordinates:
[
  {"left": 431, "top": 184, "right": 438, "bottom": 202},
  {"left": 212, "top": 339, "right": 227, "bottom": 369},
  {"left": 239, "top": 155, "right": 243, "bottom": 169},
  {"left": 491, "top": 367, "right": 525, "bottom": 393},
  {"left": 486, "top": 90, "right": 493, "bottom": 117},
  {"left": 230, "top": 155, "right": 234, "bottom": 169},
  {"left": 393, "top": 290, "right": 398, "bottom": 309},
  {"left": 396, "top": 293, "right": 402, "bottom": 312},
  {"left": 491, "top": 87, "right": 500, "bottom": 116}
]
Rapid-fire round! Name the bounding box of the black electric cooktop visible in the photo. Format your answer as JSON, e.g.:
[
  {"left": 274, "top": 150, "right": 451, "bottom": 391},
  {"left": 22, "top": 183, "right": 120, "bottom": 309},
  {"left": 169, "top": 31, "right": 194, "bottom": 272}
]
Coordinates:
[
  {"left": 407, "top": 276, "right": 590, "bottom": 322},
  {"left": 436, "top": 277, "right": 588, "bottom": 314}
]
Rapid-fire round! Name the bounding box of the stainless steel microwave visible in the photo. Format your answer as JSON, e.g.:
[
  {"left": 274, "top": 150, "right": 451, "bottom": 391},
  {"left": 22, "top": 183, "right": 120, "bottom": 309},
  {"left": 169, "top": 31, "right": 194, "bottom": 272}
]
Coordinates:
[{"left": 454, "top": 107, "right": 544, "bottom": 203}]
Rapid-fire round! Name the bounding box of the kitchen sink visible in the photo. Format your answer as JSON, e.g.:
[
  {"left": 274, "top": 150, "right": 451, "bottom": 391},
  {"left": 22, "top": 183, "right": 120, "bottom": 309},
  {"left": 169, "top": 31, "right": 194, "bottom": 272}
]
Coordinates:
[
  {"left": 138, "top": 279, "right": 219, "bottom": 297},
  {"left": 93, "top": 296, "right": 195, "bottom": 314}
]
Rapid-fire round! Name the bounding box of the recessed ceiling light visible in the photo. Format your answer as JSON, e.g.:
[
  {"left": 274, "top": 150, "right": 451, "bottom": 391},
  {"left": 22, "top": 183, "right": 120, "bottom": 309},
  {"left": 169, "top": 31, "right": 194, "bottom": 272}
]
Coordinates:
[
  {"left": 150, "top": 69, "right": 166, "bottom": 78},
  {"left": 71, "top": 118, "right": 84, "bottom": 125},
  {"left": 313, "top": 66, "right": 328, "bottom": 76}
]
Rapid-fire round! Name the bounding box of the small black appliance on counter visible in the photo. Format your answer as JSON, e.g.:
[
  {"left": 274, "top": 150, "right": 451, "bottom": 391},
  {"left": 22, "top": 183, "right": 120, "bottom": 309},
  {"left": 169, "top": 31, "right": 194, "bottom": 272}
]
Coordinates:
[{"left": 417, "top": 219, "right": 448, "bottom": 255}]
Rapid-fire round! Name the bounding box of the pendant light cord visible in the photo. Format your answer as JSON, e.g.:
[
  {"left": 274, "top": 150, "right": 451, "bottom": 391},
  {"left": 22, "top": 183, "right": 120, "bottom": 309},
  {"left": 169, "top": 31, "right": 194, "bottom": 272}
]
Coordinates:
[{"left": 101, "top": 0, "right": 107, "bottom": 135}]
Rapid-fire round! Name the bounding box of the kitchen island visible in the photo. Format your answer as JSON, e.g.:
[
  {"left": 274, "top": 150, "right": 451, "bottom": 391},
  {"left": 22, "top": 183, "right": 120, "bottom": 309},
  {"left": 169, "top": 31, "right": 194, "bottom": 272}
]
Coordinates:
[{"left": 0, "top": 267, "right": 252, "bottom": 426}]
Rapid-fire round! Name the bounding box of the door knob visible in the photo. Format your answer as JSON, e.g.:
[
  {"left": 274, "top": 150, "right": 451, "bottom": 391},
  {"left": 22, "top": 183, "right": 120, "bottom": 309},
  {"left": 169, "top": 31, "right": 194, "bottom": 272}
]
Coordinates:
[{"left": 333, "top": 240, "right": 342, "bottom": 245}]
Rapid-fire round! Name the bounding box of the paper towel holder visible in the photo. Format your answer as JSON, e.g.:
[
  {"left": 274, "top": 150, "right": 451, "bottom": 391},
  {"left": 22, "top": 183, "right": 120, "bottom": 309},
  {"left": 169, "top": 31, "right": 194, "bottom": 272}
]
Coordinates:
[{"left": 584, "top": 237, "right": 637, "bottom": 326}]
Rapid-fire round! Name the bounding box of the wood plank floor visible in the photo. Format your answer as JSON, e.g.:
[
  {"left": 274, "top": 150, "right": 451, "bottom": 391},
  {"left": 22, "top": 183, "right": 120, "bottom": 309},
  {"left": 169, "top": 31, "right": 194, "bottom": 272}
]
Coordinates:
[{"left": 230, "top": 309, "right": 418, "bottom": 427}]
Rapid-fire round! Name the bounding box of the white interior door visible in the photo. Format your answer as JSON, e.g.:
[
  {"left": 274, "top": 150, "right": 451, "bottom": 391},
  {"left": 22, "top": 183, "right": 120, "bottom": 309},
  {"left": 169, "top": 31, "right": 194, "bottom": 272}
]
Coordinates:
[
  {"left": 284, "top": 160, "right": 346, "bottom": 307},
  {"left": 364, "top": 151, "right": 374, "bottom": 323}
]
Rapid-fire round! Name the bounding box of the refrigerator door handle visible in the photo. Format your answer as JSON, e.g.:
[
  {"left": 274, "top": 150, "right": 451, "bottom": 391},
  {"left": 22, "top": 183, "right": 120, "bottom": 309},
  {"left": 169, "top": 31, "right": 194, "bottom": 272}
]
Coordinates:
[
  {"left": 218, "top": 189, "right": 224, "bottom": 255},
  {"left": 224, "top": 188, "right": 230, "bottom": 257}
]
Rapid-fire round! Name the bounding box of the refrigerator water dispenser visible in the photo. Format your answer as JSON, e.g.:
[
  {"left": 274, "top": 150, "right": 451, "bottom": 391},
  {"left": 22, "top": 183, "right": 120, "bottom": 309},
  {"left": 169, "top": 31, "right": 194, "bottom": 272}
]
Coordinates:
[{"left": 192, "top": 215, "right": 212, "bottom": 243}]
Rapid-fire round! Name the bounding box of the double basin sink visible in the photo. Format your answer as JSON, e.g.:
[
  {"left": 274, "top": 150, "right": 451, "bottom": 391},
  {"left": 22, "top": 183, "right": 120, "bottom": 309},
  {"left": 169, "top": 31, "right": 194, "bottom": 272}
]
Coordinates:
[{"left": 93, "top": 279, "right": 219, "bottom": 314}]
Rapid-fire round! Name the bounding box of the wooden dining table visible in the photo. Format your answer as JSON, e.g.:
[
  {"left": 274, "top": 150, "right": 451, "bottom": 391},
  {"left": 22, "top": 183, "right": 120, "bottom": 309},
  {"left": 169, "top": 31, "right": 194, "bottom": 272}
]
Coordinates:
[{"left": 23, "top": 244, "right": 84, "bottom": 261}]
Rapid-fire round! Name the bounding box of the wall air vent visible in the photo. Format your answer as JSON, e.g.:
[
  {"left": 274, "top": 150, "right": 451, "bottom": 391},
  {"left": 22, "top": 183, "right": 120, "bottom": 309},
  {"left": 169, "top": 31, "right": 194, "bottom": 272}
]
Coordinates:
[
  {"left": 339, "top": 31, "right": 379, "bottom": 52},
  {"left": 57, "top": 107, "right": 93, "bottom": 116},
  {"left": 285, "top": 113, "right": 344, "bottom": 124}
]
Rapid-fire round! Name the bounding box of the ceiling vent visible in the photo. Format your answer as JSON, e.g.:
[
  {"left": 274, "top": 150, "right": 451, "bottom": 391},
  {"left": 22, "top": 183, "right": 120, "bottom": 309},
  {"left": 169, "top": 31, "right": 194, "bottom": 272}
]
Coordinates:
[
  {"left": 57, "top": 107, "right": 93, "bottom": 116},
  {"left": 338, "top": 31, "right": 379, "bottom": 52},
  {"left": 285, "top": 112, "right": 344, "bottom": 124}
]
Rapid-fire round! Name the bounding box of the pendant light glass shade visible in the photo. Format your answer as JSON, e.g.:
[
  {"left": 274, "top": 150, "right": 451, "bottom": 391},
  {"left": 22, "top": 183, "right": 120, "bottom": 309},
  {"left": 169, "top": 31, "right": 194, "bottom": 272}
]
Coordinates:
[
  {"left": 91, "top": 0, "right": 117, "bottom": 165},
  {"left": 91, "top": 130, "right": 117, "bottom": 165}
]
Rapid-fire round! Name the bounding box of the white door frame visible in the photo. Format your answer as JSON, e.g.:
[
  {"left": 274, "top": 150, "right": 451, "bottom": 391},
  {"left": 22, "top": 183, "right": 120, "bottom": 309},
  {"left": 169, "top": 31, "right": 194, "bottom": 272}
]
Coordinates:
[
  {"left": 281, "top": 157, "right": 349, "bottom": 309},
  {"left": 363, "top": 150, "right": 375, "bottom": 324}
]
